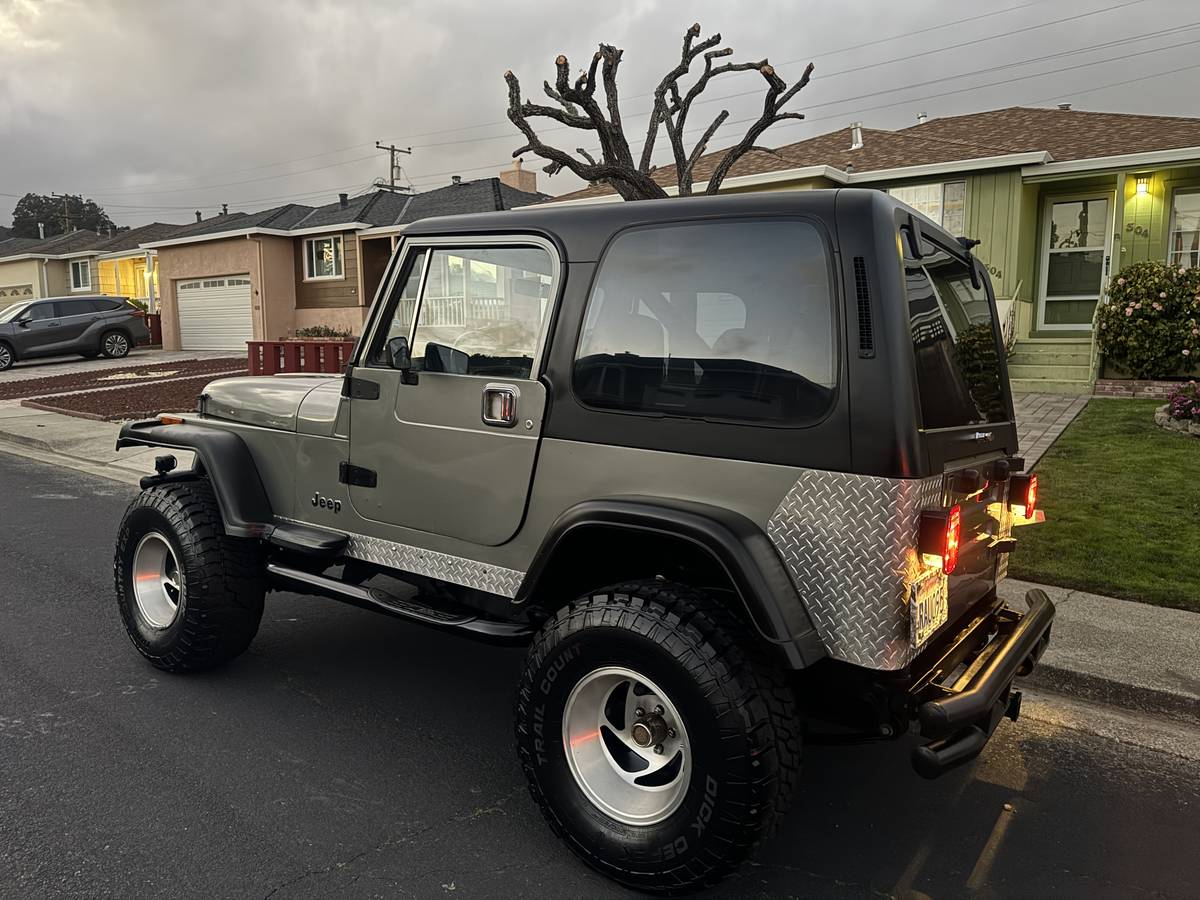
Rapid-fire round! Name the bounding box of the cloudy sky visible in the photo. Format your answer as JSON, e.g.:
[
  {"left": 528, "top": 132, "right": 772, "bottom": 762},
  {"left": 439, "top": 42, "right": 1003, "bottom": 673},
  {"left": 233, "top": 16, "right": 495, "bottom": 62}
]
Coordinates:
[{"left": 1, "top": 0, "right": 1198, "bottom": 227}]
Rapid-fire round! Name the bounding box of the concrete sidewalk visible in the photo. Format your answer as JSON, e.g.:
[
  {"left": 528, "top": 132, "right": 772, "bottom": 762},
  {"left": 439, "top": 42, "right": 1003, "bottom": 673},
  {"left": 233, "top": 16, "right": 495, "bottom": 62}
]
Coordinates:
[
  {"left": 1000, "top": 579, "right": 1199, "bottom": 725},
  {"left": 0, "top": 403, "right": 189, "bottom": 484},
  {"left": 0, "top": 406, "right": 1195, "bottom": 731}
]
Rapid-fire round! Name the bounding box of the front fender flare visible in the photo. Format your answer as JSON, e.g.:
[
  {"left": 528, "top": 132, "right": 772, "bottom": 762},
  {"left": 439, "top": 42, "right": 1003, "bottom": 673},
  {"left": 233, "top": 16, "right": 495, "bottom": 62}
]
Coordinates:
[
  {"left": 515, "top": 497, "right": 826, "bottom": 669},
  {"left": 116, "top": 419, "right": 273, "bottom": 539}
]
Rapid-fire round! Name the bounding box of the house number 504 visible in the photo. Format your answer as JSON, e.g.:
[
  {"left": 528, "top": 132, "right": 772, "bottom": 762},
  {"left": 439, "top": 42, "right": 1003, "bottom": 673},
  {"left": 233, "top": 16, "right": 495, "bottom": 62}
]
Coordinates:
[{"left": 1125, "top": 222, "right": 1150, "bottom": 237}]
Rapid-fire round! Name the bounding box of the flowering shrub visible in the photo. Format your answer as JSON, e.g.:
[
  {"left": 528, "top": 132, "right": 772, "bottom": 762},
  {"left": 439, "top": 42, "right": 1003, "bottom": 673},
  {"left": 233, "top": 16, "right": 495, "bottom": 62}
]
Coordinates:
[
  {"left": 1095, "top": 262, "right": 1200, "bottom": 379},
  {"left": 1166, "top": 381, "right": 1200, "bottom": 422}
]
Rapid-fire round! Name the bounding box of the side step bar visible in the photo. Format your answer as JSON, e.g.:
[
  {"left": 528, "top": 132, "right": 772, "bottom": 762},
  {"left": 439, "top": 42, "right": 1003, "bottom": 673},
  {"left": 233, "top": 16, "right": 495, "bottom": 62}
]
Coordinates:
[{"left": 267, "top": 563, "right": 532, "bottom": 644}]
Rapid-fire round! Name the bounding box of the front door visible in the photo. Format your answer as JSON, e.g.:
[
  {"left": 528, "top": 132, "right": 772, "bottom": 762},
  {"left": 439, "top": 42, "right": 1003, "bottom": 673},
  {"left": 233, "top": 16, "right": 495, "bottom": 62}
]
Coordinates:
[
  {"left": 346, "top": 236, "right": 559, "bottom": 547},
  {"left": 14, "top": 301, "right": 65, "bottom": 356},
  {"left": 1038, "top": 194, "right": 1114, "bottom": 331}
]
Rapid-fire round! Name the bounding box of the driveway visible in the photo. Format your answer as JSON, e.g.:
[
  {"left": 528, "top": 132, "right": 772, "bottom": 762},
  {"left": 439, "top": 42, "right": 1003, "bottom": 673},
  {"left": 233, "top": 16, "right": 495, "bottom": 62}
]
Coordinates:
[{"left": 0, "top": 349, "right": 243, "bottom": 382}]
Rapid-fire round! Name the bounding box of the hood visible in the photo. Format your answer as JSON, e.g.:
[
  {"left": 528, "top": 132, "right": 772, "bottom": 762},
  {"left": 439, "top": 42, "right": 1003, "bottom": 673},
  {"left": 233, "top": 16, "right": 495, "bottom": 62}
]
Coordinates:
[{"left": 200, "top": 374, "right": 338, "bottom": 431}]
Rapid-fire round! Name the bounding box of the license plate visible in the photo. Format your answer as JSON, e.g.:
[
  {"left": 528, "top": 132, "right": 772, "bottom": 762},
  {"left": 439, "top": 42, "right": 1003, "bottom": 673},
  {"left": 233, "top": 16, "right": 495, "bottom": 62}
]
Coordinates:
[{"left": 909, "top": 571, "right": 949, "bottom": 647}]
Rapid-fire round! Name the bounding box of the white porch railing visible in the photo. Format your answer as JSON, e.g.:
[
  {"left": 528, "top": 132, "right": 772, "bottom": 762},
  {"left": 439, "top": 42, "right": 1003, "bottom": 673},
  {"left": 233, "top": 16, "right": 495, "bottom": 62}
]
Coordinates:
[{"left": 394, "top": 295, "right": 508, "bottom": 328}]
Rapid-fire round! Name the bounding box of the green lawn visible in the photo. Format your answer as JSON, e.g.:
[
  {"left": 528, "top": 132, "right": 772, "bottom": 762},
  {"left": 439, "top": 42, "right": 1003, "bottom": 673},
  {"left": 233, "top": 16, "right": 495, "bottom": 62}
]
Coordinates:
[{"left": 1008, "top": 398, "right": 1200, "bottom": 612}]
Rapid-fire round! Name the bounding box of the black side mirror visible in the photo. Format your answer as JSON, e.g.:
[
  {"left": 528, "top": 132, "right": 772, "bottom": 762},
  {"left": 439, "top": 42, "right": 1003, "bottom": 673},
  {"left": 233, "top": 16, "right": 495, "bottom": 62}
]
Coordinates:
[
  {"left": 386, "top": 335, "right": 412, "bottom": 371},
  {"left": 16, "top": 316, "right": 30, "bottom": 327}
]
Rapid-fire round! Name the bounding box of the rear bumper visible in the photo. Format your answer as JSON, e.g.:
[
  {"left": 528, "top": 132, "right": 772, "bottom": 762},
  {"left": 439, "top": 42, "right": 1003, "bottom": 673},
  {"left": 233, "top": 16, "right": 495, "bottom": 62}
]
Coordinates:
[{"left": 910, "top": 588, "right": 1055, "bottom": 778}]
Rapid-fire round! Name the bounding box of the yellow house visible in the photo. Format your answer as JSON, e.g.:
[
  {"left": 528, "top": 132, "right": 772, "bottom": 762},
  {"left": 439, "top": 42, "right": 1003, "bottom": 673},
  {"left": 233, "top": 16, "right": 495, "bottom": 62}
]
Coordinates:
[{"left": 91, "top": 222, "right": 187, "bottom": 311}]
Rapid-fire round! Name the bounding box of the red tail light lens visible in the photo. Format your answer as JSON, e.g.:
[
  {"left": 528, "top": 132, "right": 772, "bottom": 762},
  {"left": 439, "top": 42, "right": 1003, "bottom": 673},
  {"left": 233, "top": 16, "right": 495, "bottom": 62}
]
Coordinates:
[
  {"left": 918, "top": 504, "right": 962, "bottom": 575},
  {"left": 1010, "top": 474, "right": 1038, "bottom": 517},
  {"left": 944, "top": 505, "right": 961, "bottom": 575}
]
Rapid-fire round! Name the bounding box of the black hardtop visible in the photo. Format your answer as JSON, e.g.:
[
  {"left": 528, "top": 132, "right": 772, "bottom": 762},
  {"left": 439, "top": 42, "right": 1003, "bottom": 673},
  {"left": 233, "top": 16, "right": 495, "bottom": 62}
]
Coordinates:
[{"left": 399, "top": 189, "right": 902, "bottom": 261}]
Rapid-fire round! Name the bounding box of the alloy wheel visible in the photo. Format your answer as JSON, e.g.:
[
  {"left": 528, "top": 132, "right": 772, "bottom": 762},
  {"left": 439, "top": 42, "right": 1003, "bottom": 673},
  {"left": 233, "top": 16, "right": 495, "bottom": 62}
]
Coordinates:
[
  {"left": 104, "top": 333, "right": 129, "bottom": 356},
  {"left": 131, "top": 532, "right": 183, "bottom": 628},
  {"left": 562, "top": 666, "right": 691, "bottom": 826}
]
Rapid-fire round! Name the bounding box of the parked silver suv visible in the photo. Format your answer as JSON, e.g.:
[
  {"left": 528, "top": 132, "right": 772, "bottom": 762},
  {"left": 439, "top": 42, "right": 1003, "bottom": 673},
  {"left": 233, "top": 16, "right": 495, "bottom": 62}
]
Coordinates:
[{"left": 0, "top": 295, "right": 150, "bottom": 370}]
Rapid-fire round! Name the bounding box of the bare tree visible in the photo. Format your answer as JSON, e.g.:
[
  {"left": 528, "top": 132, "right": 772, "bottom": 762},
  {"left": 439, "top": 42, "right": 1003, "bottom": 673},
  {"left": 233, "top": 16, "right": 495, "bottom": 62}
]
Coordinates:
[{"left": 504, "top": 24, "right": 814, "bottom": 200}]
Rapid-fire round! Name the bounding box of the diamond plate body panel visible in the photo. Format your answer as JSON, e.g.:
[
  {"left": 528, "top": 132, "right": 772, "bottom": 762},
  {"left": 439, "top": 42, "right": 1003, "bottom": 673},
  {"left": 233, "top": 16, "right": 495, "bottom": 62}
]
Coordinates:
[
  {"left": 276, "top": 518, "right": 525, "bottom": 597},
  {"left": 767, "top": 470, "right": 945, "bottom": 670}
]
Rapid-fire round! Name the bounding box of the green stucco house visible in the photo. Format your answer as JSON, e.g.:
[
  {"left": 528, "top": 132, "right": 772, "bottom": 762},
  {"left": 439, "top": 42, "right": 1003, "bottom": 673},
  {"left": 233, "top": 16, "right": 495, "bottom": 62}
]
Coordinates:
[{"left": 555, "top": 105, "right": 1200, "bottom": 393}]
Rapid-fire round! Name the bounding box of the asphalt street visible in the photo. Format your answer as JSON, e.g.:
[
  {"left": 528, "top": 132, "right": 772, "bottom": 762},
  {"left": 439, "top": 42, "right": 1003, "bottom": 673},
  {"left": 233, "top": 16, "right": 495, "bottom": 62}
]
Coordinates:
[{"left": 1, "top": 451, "right": 1197, "bottom": 899}]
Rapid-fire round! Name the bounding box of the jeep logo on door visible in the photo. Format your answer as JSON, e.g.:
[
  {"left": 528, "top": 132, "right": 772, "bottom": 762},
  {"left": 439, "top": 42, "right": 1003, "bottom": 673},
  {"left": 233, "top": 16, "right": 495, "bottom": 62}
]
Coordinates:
[{"left": 312, "top": 492, "right": 342, "bottom": 513}]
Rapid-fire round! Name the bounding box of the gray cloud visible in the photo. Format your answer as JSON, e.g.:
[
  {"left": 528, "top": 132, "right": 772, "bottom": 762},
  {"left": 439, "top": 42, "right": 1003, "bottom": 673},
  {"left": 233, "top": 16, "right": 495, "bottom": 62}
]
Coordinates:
[{"left": 1, "top": 0, "right": 1196, "bottom": 226}]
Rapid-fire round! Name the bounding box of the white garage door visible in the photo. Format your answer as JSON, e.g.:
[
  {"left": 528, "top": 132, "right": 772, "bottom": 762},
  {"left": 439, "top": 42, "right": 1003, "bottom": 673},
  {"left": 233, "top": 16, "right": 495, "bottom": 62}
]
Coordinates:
[{"left": 176, "top": 276, "right": 254, "bottom": 350}]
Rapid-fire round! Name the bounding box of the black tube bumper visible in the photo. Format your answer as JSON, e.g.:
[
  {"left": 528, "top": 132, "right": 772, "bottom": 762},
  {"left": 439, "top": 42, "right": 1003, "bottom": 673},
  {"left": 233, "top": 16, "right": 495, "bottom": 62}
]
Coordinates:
[{"left": 911, "top": 589, "right": 1055, "bottom": 778}]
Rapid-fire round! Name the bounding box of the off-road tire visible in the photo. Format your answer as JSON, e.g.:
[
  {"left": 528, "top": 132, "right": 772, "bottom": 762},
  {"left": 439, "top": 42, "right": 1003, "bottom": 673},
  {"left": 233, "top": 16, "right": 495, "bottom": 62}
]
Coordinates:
[
  {"left": 0, "top": 341, "right": 14, "bottom": 371},
  {"left": 515, "top": 580, "right": 800, "bottom": 894},
  {"left": 100, "top": 329, "right": 131, "bottom": 359},
  {"left": 114, "top": 480, "right": 265, "bottom": 672}
]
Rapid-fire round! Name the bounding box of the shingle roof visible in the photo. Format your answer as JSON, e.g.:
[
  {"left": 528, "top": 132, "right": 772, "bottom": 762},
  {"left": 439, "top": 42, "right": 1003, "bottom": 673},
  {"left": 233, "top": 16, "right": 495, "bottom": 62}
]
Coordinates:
[
  {"left": 897, "top": 106, "right": 1200, "bottom": 161},
  {"left": 91, "top": 221, "right": 187, "bottom": 254},
  {"left": 393, "top": 178, "right": 548, "bottom": 225},
  {"left": 552, "top": 105, "right": 1200, "bottom": 202},
  {"left": 0, "top": 236, "right": 45, "bottom": 257},
  {"left": 14, "top": 229, "right": 109, "bottom": 255}
]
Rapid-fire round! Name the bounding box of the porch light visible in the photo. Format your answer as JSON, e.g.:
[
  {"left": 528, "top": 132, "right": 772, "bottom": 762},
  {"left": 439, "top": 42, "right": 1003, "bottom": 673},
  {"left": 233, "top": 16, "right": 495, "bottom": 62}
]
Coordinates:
[{"left": 1135, "top": 175, "right": 1150, "bottom": 196}]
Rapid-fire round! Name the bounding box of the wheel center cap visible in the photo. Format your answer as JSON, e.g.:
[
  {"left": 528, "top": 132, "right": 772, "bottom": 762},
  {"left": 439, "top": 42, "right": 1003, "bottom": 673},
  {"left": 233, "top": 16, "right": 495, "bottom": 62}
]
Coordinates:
[{"left": 630, "top": 715, "right": 668, "bottom": 748}]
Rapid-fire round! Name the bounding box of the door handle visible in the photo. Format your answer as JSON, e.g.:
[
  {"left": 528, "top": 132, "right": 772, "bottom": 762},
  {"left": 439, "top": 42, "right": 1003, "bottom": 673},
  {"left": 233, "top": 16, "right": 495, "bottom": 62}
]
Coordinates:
[{"left": 481, "top": 384, "right": 519, "bottom": 428}]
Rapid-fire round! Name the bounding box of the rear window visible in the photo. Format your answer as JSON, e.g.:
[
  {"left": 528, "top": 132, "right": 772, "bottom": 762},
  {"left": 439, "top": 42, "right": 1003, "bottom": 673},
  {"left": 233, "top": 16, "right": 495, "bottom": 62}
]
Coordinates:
[
  {"left": 903, "top": 234, "right": 1007, "bottom": 428},
  {"left": 94, "top": 298, "right": 126, "bottom": 312},
  {"left": 574, "top": 219, "right": 835, "bottom": 424}
]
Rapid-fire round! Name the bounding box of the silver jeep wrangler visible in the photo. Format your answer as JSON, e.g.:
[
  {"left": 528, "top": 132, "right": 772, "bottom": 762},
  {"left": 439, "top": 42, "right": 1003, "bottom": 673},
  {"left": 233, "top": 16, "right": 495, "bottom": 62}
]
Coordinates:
[{"left": 113, "top": 190, "right": 1053, "bottom": 893}]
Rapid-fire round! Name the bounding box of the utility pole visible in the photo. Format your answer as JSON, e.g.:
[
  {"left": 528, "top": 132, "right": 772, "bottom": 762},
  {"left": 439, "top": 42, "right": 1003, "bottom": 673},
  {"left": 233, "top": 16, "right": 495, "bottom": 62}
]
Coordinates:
[
  {"left": 375, "top": 141, "right": 412, "bottom": 191},
  {"left": 51, "top": 192, "right": 71, "bottom": 234}
]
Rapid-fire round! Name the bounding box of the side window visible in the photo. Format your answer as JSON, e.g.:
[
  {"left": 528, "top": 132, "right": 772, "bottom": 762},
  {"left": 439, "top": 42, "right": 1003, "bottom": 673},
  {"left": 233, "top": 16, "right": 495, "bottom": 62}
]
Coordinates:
[
  {"left": 25, "top": 303, "right": 57, "bottom": 321},
  {"left": 903, "top": 234, "right": 1007, "bottom": 427},
  {"left": 95, "top": 299, "right": 125, "bottom": 312},
  {"left": 574, "top": 220, "right": 835, "bottom": 424},
  {"left": 58, "top": 299, "right": 97, "bottom": 317},
  {"left": 373, "top": 244, "right": 555, "bottom": 379}
]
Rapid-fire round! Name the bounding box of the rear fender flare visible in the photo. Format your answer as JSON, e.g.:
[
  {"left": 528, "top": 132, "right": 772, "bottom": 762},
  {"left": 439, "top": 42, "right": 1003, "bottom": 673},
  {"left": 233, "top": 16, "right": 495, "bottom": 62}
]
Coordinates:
[
  {"left": 515, "top": 498, "right": 825, "bottom": 668},
  {"left": 116, "top": 420, "right": 273, "bottom": 538}
]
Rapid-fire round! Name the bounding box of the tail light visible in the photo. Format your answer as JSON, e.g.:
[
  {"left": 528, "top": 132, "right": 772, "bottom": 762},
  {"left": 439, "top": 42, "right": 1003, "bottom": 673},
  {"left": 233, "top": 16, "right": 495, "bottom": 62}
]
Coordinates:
[
  {"left": 919, "top": 505, "right": 961, "bottom": 575},
  {"left": 1010, "top": 474, "right": 1038, "bottom": 518}
]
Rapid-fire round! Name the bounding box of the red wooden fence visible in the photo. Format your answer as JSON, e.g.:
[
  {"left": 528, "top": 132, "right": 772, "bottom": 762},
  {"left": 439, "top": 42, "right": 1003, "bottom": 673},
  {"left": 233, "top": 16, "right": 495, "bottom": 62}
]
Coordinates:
[{"left": 246, "top": 340, "right": 357, "bottom": 375}]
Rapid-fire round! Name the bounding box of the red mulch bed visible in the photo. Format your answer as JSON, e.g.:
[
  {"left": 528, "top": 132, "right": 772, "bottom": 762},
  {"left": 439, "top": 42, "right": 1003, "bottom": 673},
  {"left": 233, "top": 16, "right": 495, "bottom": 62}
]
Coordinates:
[
  {"left": 21, "top": 374, "right": 241, "bottom": 422},
  {"left": 0, "top": 357, "right": 245, "bottom": 401}
]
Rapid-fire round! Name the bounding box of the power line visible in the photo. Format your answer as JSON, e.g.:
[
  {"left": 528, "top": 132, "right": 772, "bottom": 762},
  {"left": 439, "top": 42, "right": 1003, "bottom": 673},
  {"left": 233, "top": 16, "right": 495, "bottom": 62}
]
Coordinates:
[
  {"left": 43, "top": 0, "right": 1047, "bottom": 199},
  {"left": 367, "top": 0, "right": 1051, "bottom": 144}
]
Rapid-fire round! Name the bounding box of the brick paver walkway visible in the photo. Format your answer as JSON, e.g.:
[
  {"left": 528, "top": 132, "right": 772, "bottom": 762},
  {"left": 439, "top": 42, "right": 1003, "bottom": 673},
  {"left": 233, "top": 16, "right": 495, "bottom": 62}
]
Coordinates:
[{"left": 1013, "top": 392, "right": 1090, "bottom": 468}]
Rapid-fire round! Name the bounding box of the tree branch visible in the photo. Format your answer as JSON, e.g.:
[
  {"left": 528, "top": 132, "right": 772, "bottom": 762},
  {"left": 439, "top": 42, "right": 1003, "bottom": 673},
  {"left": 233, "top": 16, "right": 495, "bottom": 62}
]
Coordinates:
[{"left": 504, "top": 27, "right": 814, "bottom": 201}]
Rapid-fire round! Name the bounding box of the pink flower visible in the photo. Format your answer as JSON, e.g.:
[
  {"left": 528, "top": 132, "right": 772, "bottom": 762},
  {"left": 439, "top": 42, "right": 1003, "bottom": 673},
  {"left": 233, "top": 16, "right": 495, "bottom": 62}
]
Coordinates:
[
  {"left": 1117, "top": 277, "right": 1126, "bottom": 285},
  {"left": 1182, "top": 267, "right": 1189, "bottom": 275},
  {"left": 1153, "top": 302, "right": 1162, "bottom": 310},
  {"left": 1193, "top": 329, "right": 1200, "bottom": 336},
  {"left": 1160, "top": 292, "right": 1168, "bottom": 299},
  {"left": 1135, "top": 302, "right": 1143, "bottom": 309},
  {"left": 1125, "top": 308, "right": 1133, "bottom": 316}
]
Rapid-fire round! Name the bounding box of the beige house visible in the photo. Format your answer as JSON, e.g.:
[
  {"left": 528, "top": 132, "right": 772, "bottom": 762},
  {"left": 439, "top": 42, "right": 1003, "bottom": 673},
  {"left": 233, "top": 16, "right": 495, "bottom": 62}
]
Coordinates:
[
  {"left": 144, "top": 171, "right": 547, "bottom": 351},
  {"left": 0, "top": 230, "right": 107, "bottom": 301}
]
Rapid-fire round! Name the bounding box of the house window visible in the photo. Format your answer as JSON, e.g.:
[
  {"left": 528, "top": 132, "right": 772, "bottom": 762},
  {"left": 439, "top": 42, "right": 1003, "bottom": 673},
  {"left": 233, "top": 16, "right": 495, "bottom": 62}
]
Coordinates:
[
  {"left": 305, "top": 235, "right": 344, "bottom": 280},
  {"left": 1168, "top": 190, "right": 1200, "bottom": 269},
  {"left": 888, "top": 182, "right": 966, "bottom": 236},
  {"left": 70, "top": 259, "right": 92, "bottom": 291}
]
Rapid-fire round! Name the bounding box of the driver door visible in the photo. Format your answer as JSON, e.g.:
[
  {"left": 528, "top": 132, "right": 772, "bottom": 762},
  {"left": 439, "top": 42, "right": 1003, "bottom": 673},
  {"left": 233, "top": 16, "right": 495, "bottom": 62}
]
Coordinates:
[
  {"left": 14, "top": 301, "right": 64, "bottom": 356},
  {"left": 346, "top": 237, "right": 559, "bottom": 547}
]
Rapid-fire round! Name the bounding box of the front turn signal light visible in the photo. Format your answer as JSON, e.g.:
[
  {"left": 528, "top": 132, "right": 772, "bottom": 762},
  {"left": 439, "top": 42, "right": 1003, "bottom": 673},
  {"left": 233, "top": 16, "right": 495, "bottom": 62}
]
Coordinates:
[{"left": 919, "top": 505, "right": 961, "bottom": 575}]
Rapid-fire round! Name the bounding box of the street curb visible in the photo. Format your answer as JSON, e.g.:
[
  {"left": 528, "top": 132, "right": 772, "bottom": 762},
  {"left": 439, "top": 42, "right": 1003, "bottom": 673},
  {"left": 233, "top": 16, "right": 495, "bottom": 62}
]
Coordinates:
[
  {"left": 0, "top": 429, "right": 57, "bottom": 453},
  {"left": 1026, "top": 663, "right": 1200, "bottom": 726},
  {"left": 0, "top": 438, "right": 142, "bottom": 487},
  {"left": 19, "top": 400, "right": 108, "bottom": 421}
]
